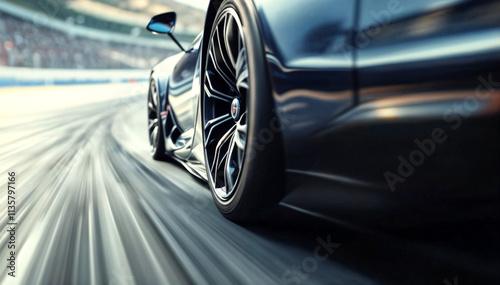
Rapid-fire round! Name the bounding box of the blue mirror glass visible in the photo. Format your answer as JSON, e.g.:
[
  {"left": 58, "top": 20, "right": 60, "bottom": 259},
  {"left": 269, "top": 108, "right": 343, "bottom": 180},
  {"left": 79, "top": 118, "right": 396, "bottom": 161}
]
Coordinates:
[{"left": 147, "top": 12, "right": 176, "bottom": 34}]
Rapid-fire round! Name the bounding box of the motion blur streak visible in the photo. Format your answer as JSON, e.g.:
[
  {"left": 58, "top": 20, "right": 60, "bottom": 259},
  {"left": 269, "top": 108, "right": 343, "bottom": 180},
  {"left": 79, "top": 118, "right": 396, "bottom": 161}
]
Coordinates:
[{"left": 0, "top": 84, "right": 371, "bottom": 285}]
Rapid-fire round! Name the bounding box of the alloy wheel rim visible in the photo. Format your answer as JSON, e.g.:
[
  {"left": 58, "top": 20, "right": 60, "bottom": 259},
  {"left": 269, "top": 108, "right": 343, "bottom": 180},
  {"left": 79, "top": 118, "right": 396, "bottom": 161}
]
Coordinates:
[
  {"left": 203, "top": 7, "right": 249, "bottom": 201},
  {"left": 148, "top": 80, "right": 159, "bottom": 152}
]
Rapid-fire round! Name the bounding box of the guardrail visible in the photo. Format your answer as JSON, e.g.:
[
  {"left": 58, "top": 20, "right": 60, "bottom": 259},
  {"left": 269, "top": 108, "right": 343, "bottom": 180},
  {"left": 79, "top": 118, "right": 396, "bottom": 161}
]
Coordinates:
[{"left": 0, "top": 67, "right": 150, "bottom": 87}]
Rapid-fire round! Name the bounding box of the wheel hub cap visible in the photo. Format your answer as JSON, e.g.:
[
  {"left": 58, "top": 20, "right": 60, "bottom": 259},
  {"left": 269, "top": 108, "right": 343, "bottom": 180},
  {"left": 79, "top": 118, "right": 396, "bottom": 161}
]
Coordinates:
[{"left": 230, "top": 98, "right": 240, "bottom": 121}]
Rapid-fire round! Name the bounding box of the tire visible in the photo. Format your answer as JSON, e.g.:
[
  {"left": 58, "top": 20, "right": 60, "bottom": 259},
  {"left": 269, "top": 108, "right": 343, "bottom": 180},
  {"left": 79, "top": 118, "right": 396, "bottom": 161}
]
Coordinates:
[
  {"left": 148, "top": 77, "right": 169, "bottom": 161},
  {"left": 202, "top": 0, "right": 285, "bottom": 221}
]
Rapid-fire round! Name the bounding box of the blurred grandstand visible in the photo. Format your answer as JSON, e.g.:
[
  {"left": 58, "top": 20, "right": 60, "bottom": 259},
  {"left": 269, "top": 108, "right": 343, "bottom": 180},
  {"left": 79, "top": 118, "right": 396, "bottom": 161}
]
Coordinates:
[{"left": 0, "top": 0, "right": 207, "bottom": 69}]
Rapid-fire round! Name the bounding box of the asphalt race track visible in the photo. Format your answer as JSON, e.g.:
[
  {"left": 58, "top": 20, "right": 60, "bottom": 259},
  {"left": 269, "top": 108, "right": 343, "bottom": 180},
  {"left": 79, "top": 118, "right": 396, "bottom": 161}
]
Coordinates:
[{"left": 1, "top": 83, "right": 498, "bottom": 285}]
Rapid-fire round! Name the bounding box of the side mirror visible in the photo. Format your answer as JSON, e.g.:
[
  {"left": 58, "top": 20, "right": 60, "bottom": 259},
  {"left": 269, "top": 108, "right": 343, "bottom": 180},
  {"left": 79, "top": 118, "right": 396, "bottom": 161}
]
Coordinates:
[
  {"left": 147, "top": 12, "right": 176, "bottom": 34},
  {"left": 147, "top": 12, "right": 186, "bottom": 52}
]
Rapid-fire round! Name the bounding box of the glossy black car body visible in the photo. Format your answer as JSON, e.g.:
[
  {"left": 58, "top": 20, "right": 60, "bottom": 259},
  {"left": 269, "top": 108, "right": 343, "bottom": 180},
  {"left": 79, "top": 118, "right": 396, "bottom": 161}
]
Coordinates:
[{"left": 148, "top": 0, "right": 500, "bottom": 229}]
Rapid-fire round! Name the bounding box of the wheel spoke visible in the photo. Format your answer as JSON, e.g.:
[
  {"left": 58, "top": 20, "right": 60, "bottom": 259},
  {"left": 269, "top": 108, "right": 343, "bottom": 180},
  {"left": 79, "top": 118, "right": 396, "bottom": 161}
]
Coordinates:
[
  {"left": 213, "top": 152, "right": 228, "bottom": 189},
  {"left": 208, "top": 48, "right": 236, "bottom": 91},
  {"left": 211, "top": 125, "right": 236, "bottom": 183},
  {"left": 235, "top": 47, "right": 246, "bottom": 76},
  {"left": 216, "top": 15, "right": 236, "bottom": 77},
  {"left": 148, "top": 118, "right": 158, "bottom": 131},
  {"left": 236, "top": 69, "right": 249, "bottom": 92},
  {"left": 204, "top": 114, "right": 232, "bottom": 147},
  {"left": 150, "top": 80, "right": 159, "bottom": 105},
  {"left": 224, "top": 14, "right": 239, "bottom": 71},
  {"left": 148, "top": 100, "right": 157, "bottom": 113},
  {"left": 235, "top": 47, "right": 249, "bottom": 92},
  {"left": 204, "top": 74, "right": 233, "bottom": 103},
  {"left": 235, "top": 113, "right": 247, "bottom": 152},
  {"left": 150, "top": 125, "right": 158, "bottom": 147},
  {"left": 224, "top": 137, "right": 237, "bottom": 193}
]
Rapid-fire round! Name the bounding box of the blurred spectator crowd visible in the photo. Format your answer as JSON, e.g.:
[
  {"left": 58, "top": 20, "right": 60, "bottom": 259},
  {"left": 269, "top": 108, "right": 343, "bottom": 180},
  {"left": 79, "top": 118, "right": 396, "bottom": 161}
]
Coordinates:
[{"left": 0, "top": 12, "right": 175, "bottom": 69}]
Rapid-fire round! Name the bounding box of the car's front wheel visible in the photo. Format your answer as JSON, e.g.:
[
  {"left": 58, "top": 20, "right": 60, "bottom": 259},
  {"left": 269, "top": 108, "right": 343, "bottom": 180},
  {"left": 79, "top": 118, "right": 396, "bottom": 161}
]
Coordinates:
[
  {"left": 202, "top": 0, "right": 284, "bottom": 221},
  {"left": 148, "top": 78, "right": 168, "bottom": 161}
]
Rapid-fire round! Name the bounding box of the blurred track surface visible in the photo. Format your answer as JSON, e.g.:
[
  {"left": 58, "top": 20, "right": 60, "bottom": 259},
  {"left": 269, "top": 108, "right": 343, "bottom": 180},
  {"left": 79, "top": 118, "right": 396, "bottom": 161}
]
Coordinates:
[
  {"left": 0, "top": 84, "right": 498, "bottom": 285},
  {"left": 0, "top": 84, "right": 371, "bottom": 285}
]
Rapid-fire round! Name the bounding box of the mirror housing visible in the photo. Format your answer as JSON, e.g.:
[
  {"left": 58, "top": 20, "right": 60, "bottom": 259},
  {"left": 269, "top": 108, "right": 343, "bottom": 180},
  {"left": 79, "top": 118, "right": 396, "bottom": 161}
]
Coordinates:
[
  {"left": 146, "top": 12, "right": 186, "bottom": 52},
  {"left": 147, "top": 12, "right": 176, "bottom": 34}
]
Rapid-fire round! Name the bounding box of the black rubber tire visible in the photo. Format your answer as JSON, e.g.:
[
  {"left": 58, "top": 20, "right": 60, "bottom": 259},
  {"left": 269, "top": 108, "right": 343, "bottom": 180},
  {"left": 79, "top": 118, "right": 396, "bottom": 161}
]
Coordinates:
[
  {"left": 148, "top": 77, "right": 169, "bottom": 161},
  {"left": 203, "top": 0, "right": 285, "bottom": 221}
]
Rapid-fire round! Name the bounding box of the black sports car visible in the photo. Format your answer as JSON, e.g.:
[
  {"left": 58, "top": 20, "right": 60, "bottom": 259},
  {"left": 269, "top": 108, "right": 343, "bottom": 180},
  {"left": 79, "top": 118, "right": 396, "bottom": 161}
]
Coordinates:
[{"left": 146, "top": 0, "right": 500, "bottom": 228}]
